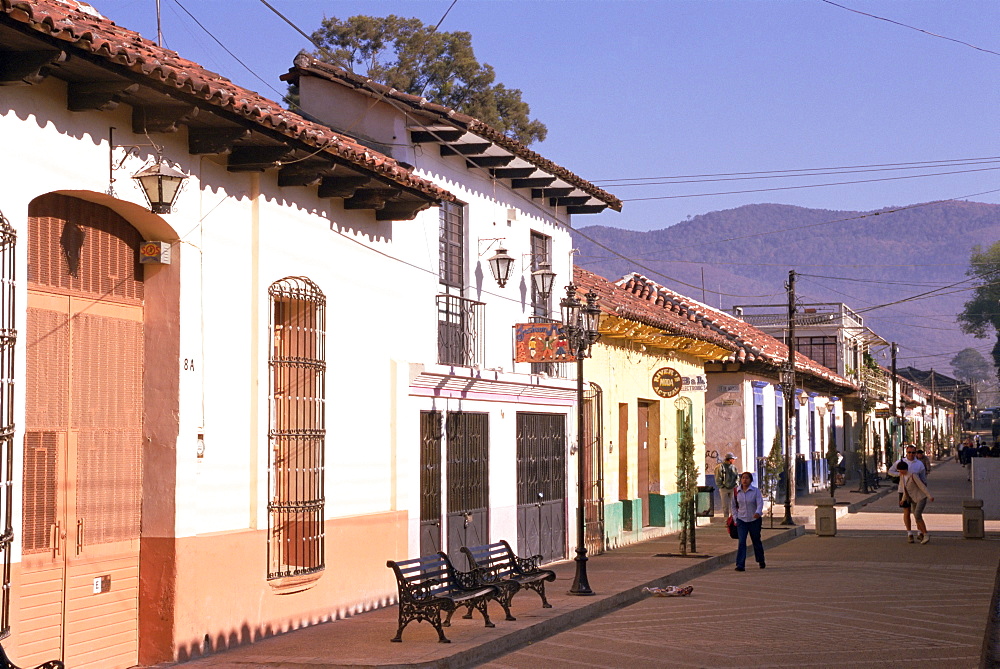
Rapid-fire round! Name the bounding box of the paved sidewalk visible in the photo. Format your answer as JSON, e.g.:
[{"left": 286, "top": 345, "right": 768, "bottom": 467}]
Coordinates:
[
  {"left": 485, "top": 459, "right": 1000, "bottom": 669},
  {"left": 157, "top": 462, "right": 990, "bottom": 669}
]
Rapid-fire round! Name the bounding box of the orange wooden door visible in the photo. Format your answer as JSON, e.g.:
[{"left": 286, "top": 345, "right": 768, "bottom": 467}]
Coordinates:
[{"left": 19, "top": 195, "right": 144, "bottom": 669}]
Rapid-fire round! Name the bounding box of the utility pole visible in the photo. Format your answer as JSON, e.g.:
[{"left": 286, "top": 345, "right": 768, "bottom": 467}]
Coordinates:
[
  {"left": 930, "top": 369, "right": 937, "bottom": 458},
  {"left": 156, "top": 0, "right": 163, "bottom": 46},
  {"left": 891, "top": 343, "right": 899, "bottom": 458},
  {"left": 781, "top": 270, "right": 796, "bottom": 525}
]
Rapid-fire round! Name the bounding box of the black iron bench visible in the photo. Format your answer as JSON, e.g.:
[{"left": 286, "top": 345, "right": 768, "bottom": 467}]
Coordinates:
[
  {"left": 386, "top": 553, "right": 498, "bottom": 643},
  {"left": 460, "top": 540, "right": 556, "bottom": 621},
  {"left": 0, "top": 644, "right": 63, "bottom": 669}
]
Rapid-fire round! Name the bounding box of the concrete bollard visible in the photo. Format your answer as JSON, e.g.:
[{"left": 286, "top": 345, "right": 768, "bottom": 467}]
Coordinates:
[
  {"left": 963, "top": 499, "right": 985, "bottom": 539},
  {"left": 815, "top": 497, "right": 837, "bottom": 536}
]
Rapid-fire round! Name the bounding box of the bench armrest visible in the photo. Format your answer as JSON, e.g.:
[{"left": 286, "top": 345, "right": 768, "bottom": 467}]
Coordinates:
[{"left": 514, "top": 554, "right": 543, "bottom": 572}]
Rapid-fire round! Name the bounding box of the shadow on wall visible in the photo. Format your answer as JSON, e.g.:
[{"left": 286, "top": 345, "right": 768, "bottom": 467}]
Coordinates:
[{"left": 173, "top": 595, "right": 397, "bottom": 663}]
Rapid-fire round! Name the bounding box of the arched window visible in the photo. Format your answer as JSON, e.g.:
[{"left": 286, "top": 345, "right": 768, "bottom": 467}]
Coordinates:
[{"left": 268, "top": 277, "right": 326, "bottom": 579}]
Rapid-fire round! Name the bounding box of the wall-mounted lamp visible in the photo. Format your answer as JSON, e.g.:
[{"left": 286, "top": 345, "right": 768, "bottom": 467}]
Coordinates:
[
  {"left": 486, "top": 245, "right": 515, "bottom": 287},
  {"left": 109, "top": 127, "right": 188, "bottom": 214},
  {"left": 132, "top": 157, "right": 188, "bottom": 214},
  {"left": 531, "top": 261, "right": 556, "bottom": 301}
]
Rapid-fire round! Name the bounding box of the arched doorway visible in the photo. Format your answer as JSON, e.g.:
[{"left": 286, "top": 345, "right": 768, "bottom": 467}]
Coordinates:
[{"left": 20, "top": 193, "right": 144, "bottom": 669}]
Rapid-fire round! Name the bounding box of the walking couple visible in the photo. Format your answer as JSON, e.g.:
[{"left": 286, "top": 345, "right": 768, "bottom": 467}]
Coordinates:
[{"left": 891, "top": 445, "right": 934, "bottom": 544}]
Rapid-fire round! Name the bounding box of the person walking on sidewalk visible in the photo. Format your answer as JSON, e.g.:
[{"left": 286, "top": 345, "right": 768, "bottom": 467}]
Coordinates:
[
  {"left": 890, "top": 446, "right": 926, "bottom": 539},
  {"left": 733, "top": 472, "right": 765, "bottom": 571},
  {"left": 714, "top": 453, "right": 739, "bottom": 520},
  {"left": 915, "top": 449, "right": 931, "bottom": 480},
  {"left": 897, "top": 461, "right": 934, "bottom": 544},
  {"left": 889, "top": 445, "right": 925, "bottom": 484}
]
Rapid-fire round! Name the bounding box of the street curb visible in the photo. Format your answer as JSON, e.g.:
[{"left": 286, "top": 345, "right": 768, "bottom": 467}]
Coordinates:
[
  {"left": 845, "top": 485, "right": 894, "bottom": 513},
  {"left": 390, "top": 525, "right": 808, "bottom": 669}
]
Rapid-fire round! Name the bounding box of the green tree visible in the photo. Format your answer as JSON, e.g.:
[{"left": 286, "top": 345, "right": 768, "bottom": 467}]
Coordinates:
[
  {"left": 675, "top": 407, "right": 698, "bottom": 556},
  {"left": 951, "top": 347, "right": 993, "bottom": 386},
  {"left": 300, "top": 15, "right": 547, "bottom": 145},
  {"left": 958, "top": 242, "right": 1000, "bottom": 379},
  {"left": 763, "top": 434, "right": 784, "bottom": 528}
]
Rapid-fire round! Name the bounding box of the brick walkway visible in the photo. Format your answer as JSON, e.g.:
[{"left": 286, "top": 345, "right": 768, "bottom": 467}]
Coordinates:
[{"left": 156, "top": 460, "right": 1000, "bottom": 668}]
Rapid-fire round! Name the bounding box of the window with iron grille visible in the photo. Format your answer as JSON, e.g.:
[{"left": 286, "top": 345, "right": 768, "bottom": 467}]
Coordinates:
[
  {"left": 0, "top": 211, "right": 12, "bottom": 639},
  {"left": 439, "top": 202, "right": 464, "bottom": 290},
  {"left": 268, "top": 277, "right": 326, "bottom": 580},
  {"left": 529, "top": 231, "right": 551, "bottom": 318},
  {"left": 437, "top": 293, "right": 484, "bottom": 367},
  {"left": 529, "top": 232, "right": 557, "bottom": 375}
]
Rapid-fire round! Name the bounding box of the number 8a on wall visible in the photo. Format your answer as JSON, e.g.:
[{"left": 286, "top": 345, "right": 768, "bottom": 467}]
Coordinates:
[{"left": 182, "top": 358, "right": 195, "bottom": 371}]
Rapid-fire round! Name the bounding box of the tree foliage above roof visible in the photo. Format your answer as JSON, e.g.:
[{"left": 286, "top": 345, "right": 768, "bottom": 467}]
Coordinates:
[
  {"left": 305, "top": 15, "right": 547, "bottom": 145},
  {"left": 958, "top": 241, "right": 1000, "bottom": 377}
]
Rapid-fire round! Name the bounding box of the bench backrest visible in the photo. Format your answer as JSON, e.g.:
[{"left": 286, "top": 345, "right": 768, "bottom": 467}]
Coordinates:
[
  {"left": 386, "top": 553, "right": 458, "bottom": 600},
  {"left": 461, "top": 540, "right": 517, "bottom": 577}
]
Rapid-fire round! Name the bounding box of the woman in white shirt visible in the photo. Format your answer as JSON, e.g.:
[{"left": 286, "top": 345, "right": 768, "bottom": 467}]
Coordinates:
[
  {"left": 897, "top": 461, "right": 934, "bottom": 544},
  {"left": 732, "top": 471, "right": 765, "bottom": 571}
]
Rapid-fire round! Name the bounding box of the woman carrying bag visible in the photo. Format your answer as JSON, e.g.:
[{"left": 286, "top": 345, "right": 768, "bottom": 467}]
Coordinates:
[
  {"left": 732, "top": 471, "right": 765, "bottom": 571},
  {"left": 897, "top": 461, "right": 934, "bottom": 544}
]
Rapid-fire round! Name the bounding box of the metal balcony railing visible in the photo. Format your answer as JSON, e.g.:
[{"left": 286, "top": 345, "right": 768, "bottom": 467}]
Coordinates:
[
  {"left": 437, "top": 294, "right": 485, "bottom": 367},
  {"left": 862, "top": 367, "right": 889, "bottom": 399}
]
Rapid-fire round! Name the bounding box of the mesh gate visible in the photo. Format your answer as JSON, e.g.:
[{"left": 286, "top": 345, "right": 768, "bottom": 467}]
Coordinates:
[
  {"left": 419, "top": 411, "right": 442, "bottom": 555},
  {"left": 515, "top": 413, "right": 566, "bottom": 563},
  {"left": 267, "top": 277, "right": 326, "bottom": 579},
  {"left": 583, "top": 383, "right": 604, "bottom": 556},
  {"left": 0, "top": 210, "right": 13, "bottom": 639}
]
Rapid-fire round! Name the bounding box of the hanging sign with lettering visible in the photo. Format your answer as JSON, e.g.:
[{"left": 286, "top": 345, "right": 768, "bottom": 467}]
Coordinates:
[
  {"left": 652, "top": 367, "right": 682, "bottom": 398},
  {"left": 514, "top": 322, "right": 576, "bottom": 362}
]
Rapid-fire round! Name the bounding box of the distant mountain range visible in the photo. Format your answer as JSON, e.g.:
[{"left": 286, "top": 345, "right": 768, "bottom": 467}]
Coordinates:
[{"left": 573, "top": 201, "right": 1000, "bottom": 377}]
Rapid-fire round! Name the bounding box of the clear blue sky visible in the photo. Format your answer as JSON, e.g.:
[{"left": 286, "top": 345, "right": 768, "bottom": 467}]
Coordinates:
[{"left": 95, "top": 0, "right": 1000, "bottom": 232}]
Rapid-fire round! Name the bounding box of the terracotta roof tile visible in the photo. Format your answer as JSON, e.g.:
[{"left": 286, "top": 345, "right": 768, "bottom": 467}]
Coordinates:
[
  {"left": 614, "top": 273, "right": 856, "bottom": 391},
  {"left": 573, "top": 267, "right": 738, "bottom": 353},
  {"left": 286, "top": 56, "right": 622, "bottom": 211},
  {"left": 1, "top": 0, "right": 453, "bottom": 202}
]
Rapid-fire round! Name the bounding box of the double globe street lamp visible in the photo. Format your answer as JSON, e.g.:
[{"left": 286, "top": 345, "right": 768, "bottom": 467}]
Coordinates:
[{"left": 560, "top": 284, "right": 601, "bottom": 596}]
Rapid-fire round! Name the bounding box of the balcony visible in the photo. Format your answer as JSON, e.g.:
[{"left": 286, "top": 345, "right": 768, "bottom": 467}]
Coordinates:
[
  {"left": 862, "top": 366, "right": 889, "bottom": 399},
  {"left": 437, "top": 294, "right": 485, "bottom": 367}
]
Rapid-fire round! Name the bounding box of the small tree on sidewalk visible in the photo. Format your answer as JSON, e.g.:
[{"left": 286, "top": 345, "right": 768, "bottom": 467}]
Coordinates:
[
  {"left": 762, "top": 433, "right": 784, "bottom": 528},
  {"left": 676, "top": 409, "right": 698, "bottom": 556},
  {"left": 826, "top": 436, "right": 840, "bottom": 499}
]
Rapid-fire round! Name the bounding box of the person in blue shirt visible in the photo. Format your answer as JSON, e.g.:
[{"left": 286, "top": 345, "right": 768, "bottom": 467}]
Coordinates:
[{"left": 732, "top": 471, "right": 765, "bottom": 571}]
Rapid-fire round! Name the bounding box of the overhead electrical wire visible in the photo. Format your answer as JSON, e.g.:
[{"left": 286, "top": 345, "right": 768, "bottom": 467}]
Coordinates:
[
  {"left": 598, "top": 158, "right": 1000, "bottom": 188},
  {"left": 592, "top": 155, "right": 1000, "bottom": 185},
  {"left": 621, "top": 167, "right": 1000, "bottom": 201},
  {"left": 165, "top": 0, "right": 1000, "bottom": 314},
  {"left": 819, "top": 0, "right": 1000, "bottom": 58}
]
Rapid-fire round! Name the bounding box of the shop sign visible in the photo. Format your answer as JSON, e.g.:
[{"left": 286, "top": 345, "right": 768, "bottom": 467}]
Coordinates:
[
  {"left": 514, "top": 322, "right": 575, "bottom": 363},
  {"left": 652, "top": 367, "right": 682, "bottom": 398},
  {"left": 682, "top": 375, "right": 708, "bottom": 392}
]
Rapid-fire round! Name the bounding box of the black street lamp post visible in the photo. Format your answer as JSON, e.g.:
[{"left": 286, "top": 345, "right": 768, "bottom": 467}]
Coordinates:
[
  {"left": 780, "top": 367, "right": 795, "bottom": 525},
  {"left": 561, "top": 284, "right": 601, "bottom": 596}
]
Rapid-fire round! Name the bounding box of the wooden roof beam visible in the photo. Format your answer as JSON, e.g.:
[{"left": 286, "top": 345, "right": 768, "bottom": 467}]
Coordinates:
[
  {"left": 188, "top": 127, "right": 251, "bottom": 155},
  {"left": 467, "top": 155, "right": 515, "bottom": 168},
  {"left": 132, "top": 104, "right": 200, "bottom": 134},
  {"left": 440, "top": 143, "right": 492, "bottom": 157},
  {"left": 410, "top": 129, "right": 465, "bottom": 143},
  {"left": 491, "top": 167, "right": 537, "bottom": 179},
  {"left": 318, "top": 176, "right": 372, "bottom": 199},
  {"left": 226, "top": 145, "right": 293, "bottom": 172},
  {"left": 511, "top": 177, "right": 557, "bottom": 189},
  {"left": 567, "top": 204, "right": 608, "bottom": 215},
  {"left": 0, "top": 49, "right": 66, "bottom": 85}
]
